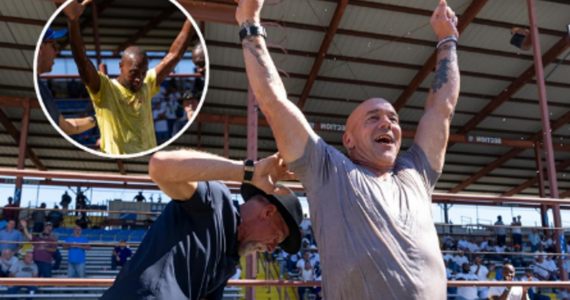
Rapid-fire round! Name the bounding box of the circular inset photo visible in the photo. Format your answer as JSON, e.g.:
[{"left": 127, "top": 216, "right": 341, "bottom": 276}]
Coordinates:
[{"left": 34, "top": 0, "right": 209, "bottom": 158}]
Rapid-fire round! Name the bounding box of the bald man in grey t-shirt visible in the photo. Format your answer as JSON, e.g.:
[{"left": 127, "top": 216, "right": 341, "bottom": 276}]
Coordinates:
[{"left": 238, "top": 0, "right": 460, "bottom": 297}]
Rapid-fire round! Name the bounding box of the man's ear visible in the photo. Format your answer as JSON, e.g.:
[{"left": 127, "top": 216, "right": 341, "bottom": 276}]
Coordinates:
[
  {"left": 262, "top": 204, "right": 278, "bottom": 219},
  {"left": 343, "top": 132, "right": 354, "bottom": 150}
]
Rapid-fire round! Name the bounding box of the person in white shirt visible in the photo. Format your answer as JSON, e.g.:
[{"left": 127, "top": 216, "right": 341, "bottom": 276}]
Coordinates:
[
  {"left": 296, "top": 251, "right": 314, "bottom": 273},
  {"left": 558, "top": 288, "right": 570, "bottom": 300},
  {"left": 521, "top": 268, "right": 550, "bottom": 300},
  {"left": 455, "top": 263, "right": 479, "bottom": 300},
  {"left": 534, "top": 245, "right": 547, "bottom": 261},
  {"left": 470, "top": 256, "right": 489, "bottom": 299},
  {"left": 541, "top": 232, "right": 555, "bottom": 252},
  {"left": 490, "top": 264, "right": 529, "bottom": 300},
  {"left": 298, "top": 260, "right": 315, "bottom": 300},
  {"left": 309, "top": 245, "right": 319, "bottom": 266},
  {"left": 152, "top": 101, "right": 169, "bottom": 142},
  {"left": 511, "top": 216, "right": 522, "bottom": 250},
  {"left": 495, "top": 215, "right": 507, "bottom": 247},
  {"left": 0, "top": 249, "right": 18, "bottom": 277},
  {"left": 480, "top": 236, "right": 489, "bottom": 251},
  {"left": 533, "top": 255, "right": 557, "bottom": 281},
  {"left": 467, "top": 239, "right": 480, "bottom": 253},
  {"left": 458, "top": 236, "right": 469, "bottom": 251},
  {"left": 454, "top": 250, "right": 470, "bottom": 268}
]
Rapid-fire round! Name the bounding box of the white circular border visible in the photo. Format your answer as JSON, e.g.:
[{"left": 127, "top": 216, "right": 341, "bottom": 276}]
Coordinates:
[{"left": 33, "top": 0, "right": 210, "bottom": 159}]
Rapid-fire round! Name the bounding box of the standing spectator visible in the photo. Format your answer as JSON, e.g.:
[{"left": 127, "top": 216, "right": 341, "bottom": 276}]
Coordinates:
[
  {"left": 470, "top": 255, "right": 489, "bottom": 300},
  {"left": 60, "top": 191, "right": 72, "bottom": 210},
  {"left": 165, "top": 81, "right": 181, "bottom": 136},
  {"left": 133, "top": 192, "right": 146, "bottom": 203},
  {"left": 64, "top": 226, "right": 90, "bottom": 278},
  {"left": 0, "top": 219, "right": 22, "bottom": 254},
  {"left": 521, "top": 268, "right": 550, "bottom": 300},
  {"left": 529, "top": 229, "right": 542, "bottom": 252},
  {"left": 512, "top": 216, "right": 522, "bottom": 250},
  {"left": 111, "top": 239, "right": 132, "bottom": 270},
  {"left": 298, "top": 260, "right": 315, "bottom": 300},
  {"left": 31, "top": 203, "right": 47, "bottom": 233},
  {"left": 20, "top": 220, "right": 56, "bottom": 278},
  {"left": 454, "top": 263, "right": 479, "bottom": 300},
  {"left": 153, "top": 101, "right": 169, "bottom": 142},
  {"left": 47, "top": 205, "right": 64, "bottom": 229},
  {"left": 0, "top": 249, "right": 18, "bottom": 277},
  {"left": 7, "top": 252, "right": 38, "bottom": 297},
  {"left": 494, "top": 215, "right": 507, "bottom": 247},
  {"left": 2, "top": 197, "right": 16, "bottom": 221},
  {"left": 490, "top": 264, "right": 529, "bottom": 300}
]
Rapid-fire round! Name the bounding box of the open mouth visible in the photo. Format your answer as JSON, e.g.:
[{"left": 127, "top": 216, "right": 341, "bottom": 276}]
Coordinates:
[{"left": 374, "top": 134, "right": 394, "bottom": 145}]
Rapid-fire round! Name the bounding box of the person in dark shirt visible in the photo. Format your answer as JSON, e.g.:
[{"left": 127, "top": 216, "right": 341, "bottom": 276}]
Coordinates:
[
  {"left": 60, "top": 192, "right": 72, "bottom": 210},
  {"left": 111, "top": 240, "right": 132, "bottom": 270},
  {"left": 2, "top": 197, "right": 16, "bottom": 221},
  {"left": 102, "top": 149, "right": 302, "bottom": 300},
  {"left": 172, "top": 91, "right": 199, "bottom": 136},
  {"left": 133, "top": 192, "right": 146, "bottom": 202},
  {"left": 47, "top": 205, "right": 64, "bottom": 229}
]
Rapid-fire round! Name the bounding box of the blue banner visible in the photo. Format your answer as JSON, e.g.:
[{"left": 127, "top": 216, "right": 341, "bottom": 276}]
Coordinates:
[{"left": 560, "top": 234, "right": 567, "bottom": 260}]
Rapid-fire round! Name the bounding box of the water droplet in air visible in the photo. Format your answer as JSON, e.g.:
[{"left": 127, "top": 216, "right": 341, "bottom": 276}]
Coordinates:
[
  {"left": 407, "top": 32, "right": 411, "bottom": 35},
  {"left": 367, "top": 42, "right": 371, "bottom": 47},
  {"left": 503, "top": 118, "right": 506, "bottom": 122},
  {"left": 325, "top": 8, "right": 327, "bottom": 12}
]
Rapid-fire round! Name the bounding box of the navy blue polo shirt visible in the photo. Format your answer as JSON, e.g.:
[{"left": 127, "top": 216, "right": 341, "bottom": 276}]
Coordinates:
[
  {"left": 38, "top": 78, "right": 61, "bottom": 126},
  {"left": 102, "top": 181, "right": 241, "bottom": 300}
]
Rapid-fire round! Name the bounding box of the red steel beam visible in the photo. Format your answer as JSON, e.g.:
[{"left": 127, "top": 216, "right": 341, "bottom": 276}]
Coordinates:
[
  {"left": 0, "top": 42, "right": 35, "bottom": 51},
  {"left": 392, "top": 0, "right": 489, "bottom": 111},
  {"left": 0, "top": 16, "right": 45, "bottom": 26},
  {"left": 113, "top": 6, "right": 178, "bottom": 55},
  {"left": 296, "top": 0, "right": 350, "bottom": 110},
  {"left": 501, "top": 158, "right": 570, "bottom": 196},
  {"left": 117, "top": 159, "right": 126, "bottom": 175}
]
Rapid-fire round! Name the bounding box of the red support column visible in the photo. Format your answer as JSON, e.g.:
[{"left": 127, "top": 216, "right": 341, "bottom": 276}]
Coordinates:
[
  {"left": 245, "top": 85, "right": 258, "bottom": 300},
  {"left": 14, "top": 99, "right": 31, "bottom": 216},
  {"left": 534, "top": 143, "right": 549, "bottom": 229},
  {"left": 224, "top": 116, "right": 230, "bottom": 158},
  {"left": 527, "top": 0, "right": 566, "bottom": 280},
  {"left": 91, "top": 1, "right": 102, "bottom": 67}
]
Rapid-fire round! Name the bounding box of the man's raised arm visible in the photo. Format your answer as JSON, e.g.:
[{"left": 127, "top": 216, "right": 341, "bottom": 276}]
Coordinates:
[
  {"left": 414, "top": 0, "right": 460, "bottom": 171},
  {"left": 155, "top": 20, "right": 194, "bottom": 85},
  {"left": 236, "top": 0, "right": 316, "bottom": 164},
  {"left": 64, "top": 0, "right": 101, "bottom": 95},
  {"left": 149, "top": 150, "right": 295, "bottom": 201}
]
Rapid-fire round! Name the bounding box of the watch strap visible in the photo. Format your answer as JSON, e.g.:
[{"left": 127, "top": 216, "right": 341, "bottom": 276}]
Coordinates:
[
  {"left": 239, "top": 26, "right": 267, "bottom": 41},
  {"left": 243, "top": 159, "right": 254, "bottom": 183}
]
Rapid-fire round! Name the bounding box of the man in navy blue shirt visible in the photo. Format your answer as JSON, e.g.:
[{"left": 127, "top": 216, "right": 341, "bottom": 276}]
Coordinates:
[
  {"left": 102, "top": 150, "right": 303, "bottom": 300},
  {"left": 37, "top": 27, "right": 97, "bottom": 135}
]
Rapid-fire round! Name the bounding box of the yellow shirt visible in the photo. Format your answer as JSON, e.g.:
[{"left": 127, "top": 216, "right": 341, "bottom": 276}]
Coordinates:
[{"left": 87, "top": 69, "right": 160, "bottom": 155}]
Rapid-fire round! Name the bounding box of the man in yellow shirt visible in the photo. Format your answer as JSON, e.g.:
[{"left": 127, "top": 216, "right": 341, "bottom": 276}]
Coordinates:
[{"left": 63, "top": 0, "right": 194, "bottom": 155}]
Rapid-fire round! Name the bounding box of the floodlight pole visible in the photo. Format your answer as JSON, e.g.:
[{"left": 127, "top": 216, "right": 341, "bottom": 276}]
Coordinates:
[{"left": 527, "top": 0, "right": 566, "bottom": 280}]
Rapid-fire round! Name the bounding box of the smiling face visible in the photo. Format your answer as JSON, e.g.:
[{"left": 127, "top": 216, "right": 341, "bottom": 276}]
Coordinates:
[
  {"left": 502, "top": 264, "right": 515, "bottom": 281},
  {"left": 343, "top": 98, "right": 401, "bottom": 172},
  {"left": 118, "top": 47, "right": 149, "bottom": 93},
  {"left": 192, "top": 44, "right": 205, "bottom": 77}
]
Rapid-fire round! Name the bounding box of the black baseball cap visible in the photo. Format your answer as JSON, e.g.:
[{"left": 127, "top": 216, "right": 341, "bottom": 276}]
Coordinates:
[
  {"left": 240, "top": 183, "right": 303, "bottom": 254},
  {"left": 178, "top": 90, "right": 200, "bottom": 104}
]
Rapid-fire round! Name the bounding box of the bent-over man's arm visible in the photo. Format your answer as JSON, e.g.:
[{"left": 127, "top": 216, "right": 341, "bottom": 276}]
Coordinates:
[
  {"left": 155, "top": 20, "right": 194, "bottom": 85},
  {"left": 149, "top": 150, "right": 295, "bottom": 201},
  {"left": 414, "top": 1, "right": 460, "bottom": 171},
  {"left": 64, "top": 0, "right": 101, "bottom": 94},
  {"left": 236, "top": 0, "right": 316, "bottom": 164}
]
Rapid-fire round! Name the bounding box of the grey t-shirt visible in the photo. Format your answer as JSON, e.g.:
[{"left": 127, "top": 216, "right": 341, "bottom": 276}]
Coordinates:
[
  {"left": 9, "top": 260, "right": 38, "bottom": 278},
  {"left": 288, "top": 136, "right": 446, "bottom": 300}
]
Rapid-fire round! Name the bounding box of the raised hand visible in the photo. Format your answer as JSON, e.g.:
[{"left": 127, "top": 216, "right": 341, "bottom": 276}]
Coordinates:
[
  {"left": 252, "top": 153, "right": 297, "bottom": 195},
  {"left": 235, "top": 0, "right": 264, "bottom": 26},
  {"left": 19, "top": 219, "right": 27, "bottom": 229},
  {"left": 63, "top": 0, "right": 93, "bottom": 22},
  {"left": 430, "top": 0, "right": 459, "bottom": 41}
]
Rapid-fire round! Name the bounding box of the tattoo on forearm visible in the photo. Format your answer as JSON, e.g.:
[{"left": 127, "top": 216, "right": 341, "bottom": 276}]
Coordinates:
[
  {"left": 431, "top": 57, "right": 453, "bottom": 94},
  {"left": 241, "top": 20, "right": 274, "bottom": 80}
]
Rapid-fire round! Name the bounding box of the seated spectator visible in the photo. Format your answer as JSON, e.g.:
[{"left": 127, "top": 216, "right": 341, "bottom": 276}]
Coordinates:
[
  {"left": 528, "top": 229, "right": 541, "bottom": 252},
  {"left": 479, "top": 236, "right": 489, "bottom": 250},
  {"left": 470, "top": 255, "right": 489, "bottom": 300},
  {"left": 0, "top": 249, "right": 18, "bottom": 277},
  {"left": 521, "top": 268, "right": 550, "bottom": 300},
  {"left": 533, "top": 255, "right": 557, "bottom": 281},
  {"left": 298, "top": 260, "right": 314, "bottom": 300},
  {"left": 454, "top": 263, "right": 479, "bottom": 300},
  {"left": 534, "top": 245, "right": 547, "bottom": 260},
  {"left": 31, "top": 203, "right": 47, "bottom": 233},
  {"left": 111, "top": 239, "right": 132, "bottom": 270},
  {"left": 0, "top": 220, "right": 22, "bottom": 255},
  {"left": 314, "top": 274, "right": 323, "bottom": 300},
  {"left": 453, "top": 250, "right": 470, "bottom": 270},
  {"left": 542, "top": 232, "right": 555, "bottom": 253},
  {"left": 64, "top": 226, "right": 90, "bottom": 278},
  {"left": 2, "top": 197, "right": 16, "bottom": 221},
  {"left": 457, "top": 236, "right": 469, "bottom": 251},
  {"left": 309, "top": 245, "right": 319, "bottom": 266},
  {"left": 230, "top": 263, "right": 241, "bottom": 280},
  {"left": 296, "top": 251, "right": 314, "bottom": 273},
  {"left": 441, "top": 235, "right": 455, "bottom": 250},
  {"left": 489, "top": 264, "right": 529, "bottom": 300},
  {"left": 466, "top": 238, "right": 479, "bottom": 253},
  {"left": 46, "top": 205, "right": 64, "bottom": 229},
  {"left": 287, "top": 251, "right": 300, "bottom": 274},
  {"left": 7, "top": 252, "right": 38, "bottom": 297},
  {"left": 20, "top": 220, "right": 56, "bottom": 278}
]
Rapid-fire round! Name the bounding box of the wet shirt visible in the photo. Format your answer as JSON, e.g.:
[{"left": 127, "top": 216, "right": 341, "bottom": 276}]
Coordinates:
[{"left": 288, "top": 135, "right": 445, "bottom": 300}]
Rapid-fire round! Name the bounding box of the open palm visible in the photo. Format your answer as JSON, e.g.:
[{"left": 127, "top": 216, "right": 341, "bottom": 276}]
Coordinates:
[{"left": 63, "top": 0, "right": 93, "bottom": 22}]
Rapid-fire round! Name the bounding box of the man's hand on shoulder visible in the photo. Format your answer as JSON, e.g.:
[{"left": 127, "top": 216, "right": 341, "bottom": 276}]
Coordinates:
[
  {"left": 252, "top": 153, "right": 297, "bottom": 195},
  {"left": 430, "top": 0, "right": 458, "bottom": 41}
]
